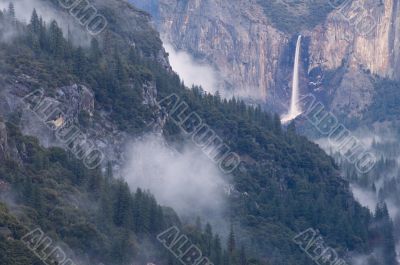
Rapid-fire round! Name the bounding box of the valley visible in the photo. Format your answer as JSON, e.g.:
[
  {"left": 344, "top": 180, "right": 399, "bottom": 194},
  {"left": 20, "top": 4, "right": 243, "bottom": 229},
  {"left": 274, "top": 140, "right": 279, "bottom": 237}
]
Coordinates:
[{"left": 0, "top": 0, "right": 399, "bottom": 265}]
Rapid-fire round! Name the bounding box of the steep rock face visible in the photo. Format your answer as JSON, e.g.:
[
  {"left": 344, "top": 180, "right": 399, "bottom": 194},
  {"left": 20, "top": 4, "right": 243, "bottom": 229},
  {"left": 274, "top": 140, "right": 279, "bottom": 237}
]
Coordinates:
[
  {"left": 307, "top": 0, "right": 400, "bottom": 117},
  {"left": 0, "top": 74, "right": 162, "bottom": 172},
  {"left": 94, "top": 0, "right": 171, "bottom": 69},
  {"left": 310, "top": 0, "right": 400, "bottom": 80},
  {"left": 142, "top": 80, "right": 168, "bottom": 133},
  {"left": 0, "top": 0, "right": 172, "bottom": 171},
  {"left": 330, "top": 69, "right": 374, "bottom": 118},
  {"left": 157, "top": 0, "right": 287, "bottom": 101},
  {"left": 145, "top": 0, "right": 399, "bottom": 117}
]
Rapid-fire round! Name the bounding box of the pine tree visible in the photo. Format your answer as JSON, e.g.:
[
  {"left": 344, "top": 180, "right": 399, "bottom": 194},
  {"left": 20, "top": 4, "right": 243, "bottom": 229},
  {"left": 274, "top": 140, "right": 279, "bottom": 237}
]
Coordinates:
[
  {"left": 287, "top": 121, "right": 296, "bottom": 135},
  {"left": 7, "top": 2, "right": 15, "bottom": 19},
  {"left": 90, "top": 38, "right": 102, "bottom": 62},
  {"left": 113, "top": 182, "right": 133, "bottom": 228},
  {"left": 239, "top": 245, "right": 247, "bottom": 265},
  {"left": 196, "top": 216, "right": 202, "bottom": 231},
  {"left": 273, "top": 113, "right": 282, "bottom": 134},
  {"left": 23, "top": 178, "right": 33, "bottom": 205},
  {"left": 227, "top": 224, "right": 236, "bottom": 254},
  {"left": 105, "top": 161, "right": 113, "bottom": 181},
  {"left": 222, "top": 250, "right": 230, "bottom": 265},
  {"left": 374, "top": 203, "right": 397, "bottom": 265},
  {"left": 38, "top": 17, "right": 47, "bottom": 49},
  {"left": 30, "top": 9, "right": 40, "bottom": 34},
  {"left": 212, "top": 235, "right": 222, "bottom": 265},
  {"left": 133, "top": 188, "right": 151, "bottom": 233},
  {"left": 49, "top": 20, "right": 64, "bottom": 58},
  {"left": 73, "top": 47, "right": 86, "bottom": 78},
  {"left": 204, "top": 223, "right": 213, "bottom": 256},
  {"left": 31, "top": 185, "right": 44, "bottom": 216},
  {"left": 148, "top": 195, "right": 163, "bottom": 232},
  {"left": 114, "top": 52, "right": 127, "bottom": 84}
]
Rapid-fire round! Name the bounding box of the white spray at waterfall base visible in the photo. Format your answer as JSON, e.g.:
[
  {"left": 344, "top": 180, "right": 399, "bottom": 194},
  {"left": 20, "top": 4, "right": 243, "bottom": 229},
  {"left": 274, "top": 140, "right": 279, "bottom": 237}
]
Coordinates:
[{"left": 282, "top": 35, "right": 302, "bottom": 123}]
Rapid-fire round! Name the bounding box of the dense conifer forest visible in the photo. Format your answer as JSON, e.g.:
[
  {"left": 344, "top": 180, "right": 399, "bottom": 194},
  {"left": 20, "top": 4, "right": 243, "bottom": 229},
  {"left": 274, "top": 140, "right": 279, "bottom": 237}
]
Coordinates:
[{"left": 0, "top": 3, "right": 397, "bottom": 265}]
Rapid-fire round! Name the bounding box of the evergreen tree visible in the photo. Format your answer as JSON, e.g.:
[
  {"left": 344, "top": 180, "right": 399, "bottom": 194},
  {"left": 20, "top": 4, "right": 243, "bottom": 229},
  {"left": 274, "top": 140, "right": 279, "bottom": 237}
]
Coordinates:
[
  {"left": 90, "top": 38, "right": 102, "bottom": 63},
  {"left": 113, "top": 182, "right": 133, "bottom": 228},
  {"left": 374, "top": 203, "right": 397, "bottom": 265},
  {"left": 49, "top": 20, "right": 64, "bottom": 57},
  {"left": 114, "top": 52, "right": 127, "bottom": 84},
  {"left": 204, "top": 223, "right": 213, "bottom": 256},
  {"left": 223, "top": 250, "right": 230, "bottom": 265},
  {"left": 227, "top": 224, "right": 236, "bottom": 254},
  {"left": 239, "top": 246, "right": 247, "bottom": 265},
  {"left": 287, "top": 121, "right": 296, "bottom": 135},
  {"left": 73, "top": 47, "right": 86, "bottom": 78},
  {"left": 105, "top": 161, "right": 113, "bottom": 181},
  {"left": 273, "top": 113, "right": 282, "bottom": 134},
  {"left": 38, "top": 17, "right": 47, "bottom": 49},
  {"left": 30, "top": 9, "right": 40, "bottom": 34},
  {"left": 196, "top": 216, "right": 202, "bottom": 231},
  {"left": 7, "top": 2, "right": 15, "bottom": 19},
  {"left": 212, "top": 235, "right": 222, "bottom": 265}
]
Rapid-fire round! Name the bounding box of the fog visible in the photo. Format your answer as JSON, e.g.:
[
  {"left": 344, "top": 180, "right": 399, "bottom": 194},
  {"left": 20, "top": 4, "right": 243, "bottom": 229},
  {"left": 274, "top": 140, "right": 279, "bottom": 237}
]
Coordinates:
[
  {"left": 163, "top": 42, "right": 219, "bottom": 94},
  {"left": 313, "top": 125, "right": 400, "bottom": 264},
  {"left": 0, "top": 0, "right": 91, "bottom": 46},
  {"left": 0, "top": 19, "right": 18, "bottom": 42},
  {"left": 123, "top": 134, "right": 230, "bottom": 231},
  {"left": 350, "top": 184, "right": 378, "bottom": 213}
]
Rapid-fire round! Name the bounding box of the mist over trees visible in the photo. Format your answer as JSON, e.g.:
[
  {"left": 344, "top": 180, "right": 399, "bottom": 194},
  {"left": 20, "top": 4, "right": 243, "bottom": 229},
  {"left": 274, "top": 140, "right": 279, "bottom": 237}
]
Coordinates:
[{"left": 0, "top": 3, "right": 397, "bottom": 265}]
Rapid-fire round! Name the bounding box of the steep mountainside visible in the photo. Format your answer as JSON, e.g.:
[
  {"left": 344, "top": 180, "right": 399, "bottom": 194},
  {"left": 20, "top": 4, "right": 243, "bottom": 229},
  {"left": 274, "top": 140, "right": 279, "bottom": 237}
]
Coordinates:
[
  {"left": 153, "top": 0, "right": 288, "bottom": 102},
  {"left": 134, "top": 0, "right": 400, "bottom": 118},
  {"left": 124, "top": 0, "right": 284, "bottom": 104},
  {"left": 308, "top": 0, "right": 400, "bottom": 117},
  {"left": 0, "top": 0, "right": 397, "bottom": 265}
]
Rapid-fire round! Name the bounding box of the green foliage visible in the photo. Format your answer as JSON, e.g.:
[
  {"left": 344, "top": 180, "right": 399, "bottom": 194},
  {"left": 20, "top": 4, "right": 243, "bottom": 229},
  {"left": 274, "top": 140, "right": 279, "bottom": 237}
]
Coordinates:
[
  {"left": 0, "top": 203, "right": 44, "bottom": 265},
  {"left": 0, "top": 122, "right": 173, "bottom": 265},
  {"left": 372, "top": 203, "right": 397, "bottom": 265},
  {"left": 0, "top": 5, "right": 382, "bottom": 265}
]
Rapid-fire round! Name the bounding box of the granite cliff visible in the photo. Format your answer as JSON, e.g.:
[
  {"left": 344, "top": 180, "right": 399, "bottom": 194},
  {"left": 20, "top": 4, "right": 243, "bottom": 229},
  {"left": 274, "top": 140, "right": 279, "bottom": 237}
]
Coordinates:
[{"left": 133, "top": 0, "right": 400, "bottom": 117}]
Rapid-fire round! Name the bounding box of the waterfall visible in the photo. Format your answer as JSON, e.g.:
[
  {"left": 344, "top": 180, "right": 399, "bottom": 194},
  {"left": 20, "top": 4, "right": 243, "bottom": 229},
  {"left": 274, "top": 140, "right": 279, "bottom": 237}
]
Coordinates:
[{"left": 282, "top": 35, "right": 302, "bottom": 123}]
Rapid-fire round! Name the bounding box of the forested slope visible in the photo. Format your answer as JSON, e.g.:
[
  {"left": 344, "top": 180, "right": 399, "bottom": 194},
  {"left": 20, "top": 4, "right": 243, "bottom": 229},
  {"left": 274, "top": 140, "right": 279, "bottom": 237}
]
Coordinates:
[{"left": 0, "top": 2, "right": 395, "bottom": 265}]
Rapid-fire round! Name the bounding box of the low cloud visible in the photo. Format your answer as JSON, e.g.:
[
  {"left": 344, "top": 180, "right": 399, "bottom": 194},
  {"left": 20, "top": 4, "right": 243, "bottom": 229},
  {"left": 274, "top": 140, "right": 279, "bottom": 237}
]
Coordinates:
[
  {"left": 123, "top": 135, "right": 229, "bottom": 229},
  {"left": 350, "top": 184, "right": 378, "bottom": 213},
  {"left": 163, "top": 42, "right": 219, "bottom": 94},
  {"left": 0, "top": 0, "right": 91, "bottom": 46}
]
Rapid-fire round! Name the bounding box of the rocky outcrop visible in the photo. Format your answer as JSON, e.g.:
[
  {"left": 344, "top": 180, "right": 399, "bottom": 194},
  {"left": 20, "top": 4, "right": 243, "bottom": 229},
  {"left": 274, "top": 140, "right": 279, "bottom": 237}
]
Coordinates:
[
  {"left": 142, "top": 81, "right": 168, "bottom": 133},
  {"left": 143, "top": 0, "right": 399, "bottom": 117},
  {"left": 0, "top": 69, "right": 169, "bottom": 173},
  {"left": 0, "top": 0, "right": 172, "bottom": 171},
  {"left": 330, "top": 69, "right": 374, "bottom": 118},
  {"left": 0, "top": 76, "right": 112, "bottom": 170},
  {"left": 310, "top": 0, "right": 400, "bottom": 80},
  {"left": 157, "top": 0, "right": 287, "bottom": 101},
  {"left": 306, "top": 0, "right": 400, "bottom": 117},
  {"left": 92, "top": 0, "right": 172, "bottom": 71}
]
